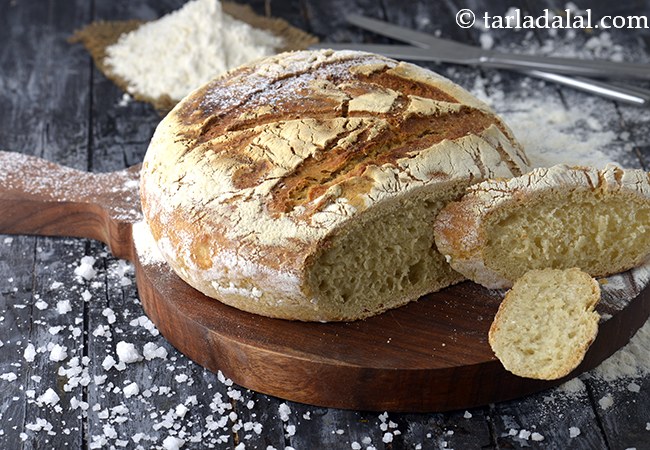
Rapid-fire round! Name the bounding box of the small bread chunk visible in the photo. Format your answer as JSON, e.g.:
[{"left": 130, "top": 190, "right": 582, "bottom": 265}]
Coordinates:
[
  {"left": 434, "top": 164, "right": 650, "bottom": 289},
  {"left": 489, "top": 268, "right": 600, "bottom": 380}
]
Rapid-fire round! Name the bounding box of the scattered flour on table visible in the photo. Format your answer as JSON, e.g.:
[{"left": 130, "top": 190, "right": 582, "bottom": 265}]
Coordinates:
[
  {"left": 105, "top": 0, "right": 284, "bottom": 101},
  {"left": 467, "top": 11, "right": 649, "bottom": 171},
  {"left": 592, "top": 318, "right": 650, "bottom": 382},
  {"left": 0, "top": 372, "right": 18, "bottom": 382},
  {"left": 23, "top": 343, "right": 36, "bottom": 362},
  {"left": 48, "top": 344, "right": 68, "bottom": 362},
  {"left": 162, "top": 435, "right": 185, "bottom": 450},
  {"left": 74, "top": 256, "right": 97, "bottom": 281},
  {"left": 34, "top": 299, "right": 48, "bottom": 310},
  {"left": 470, "top": 77, "right": 623, "bottom": 170},
  {"left": 278, "top": 402, "right": 291, "bottom": 422},
  {"left": 56, "top": 300, "right": 72, "bottom": 315},
  {"left": 123, "top": 382, "right": 140, "bottom": 399},
  {"left": 36, "top": 388, "right": 60, "bottom": 407},
  {"left": 598, "top": 393, "right": 614, "bottom": 410},
  {"left": 116, "top": 341, "right": 143, "bottom": 364},
  {"left": 501, "top": 99, "right": 619, "bottom": 169}
]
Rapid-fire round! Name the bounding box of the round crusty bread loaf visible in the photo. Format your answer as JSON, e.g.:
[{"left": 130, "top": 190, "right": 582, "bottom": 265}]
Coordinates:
[
  {"left": 140, "top": 49, "right": 529, "bottom": 321},
  {"left": 435, "top": 164, "right": 650, "bottom": 289},
  {"left": 489, "top": 268, "right": 600, "bottom": 380}
]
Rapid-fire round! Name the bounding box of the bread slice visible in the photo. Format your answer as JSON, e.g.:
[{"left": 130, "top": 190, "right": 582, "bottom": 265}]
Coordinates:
[
  {"left": 140, "top": 49, "right": 530, "bottom": 321},
  {"left": 489, "top": 268, "right": 600, "bottom": 380},
  {"left": 434, "top": 164, "right": 650, "bottom": 289}
]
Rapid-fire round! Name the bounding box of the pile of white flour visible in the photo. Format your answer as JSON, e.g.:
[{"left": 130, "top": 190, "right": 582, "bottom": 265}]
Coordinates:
[{"left": 105, "top": 0, "right": 283, "bottom": 102}]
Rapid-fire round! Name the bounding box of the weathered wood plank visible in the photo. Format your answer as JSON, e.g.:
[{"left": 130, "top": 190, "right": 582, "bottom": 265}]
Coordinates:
[
  {"left": 0, "top": 235, "right": 36, "bottom": 447},
  {"left": 20, "top": 237, "right": 90, "bottom": 449},
  {"left": 0, "top": 7, "right": 95, "bottom": 377},
  {"left": 488, "top": 384, "right": 609, "bottom": 449},
  {"left": 0, "top": 0, "right": 91, "bottom": 166},
  {"left": 398, "top": 409, "right": 494, "bottom": 449},
  {"left": 0, "top": 0, "right": 93, "bottom": 448},
  {"left": 285, "top": 406, "right": 387, "bottom": 449},
  {"left": 587, "top": 375, "right": 650, "bottom": 449}
]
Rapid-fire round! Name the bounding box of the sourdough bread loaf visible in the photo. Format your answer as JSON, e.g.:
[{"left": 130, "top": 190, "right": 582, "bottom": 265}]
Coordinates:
[
  {"left": 434, "top": 164, "right": 650, "bottom": 289},
  {"left": 489, "top": 268, "right": 600, "bottom": 380},
  {"left": 140, "top": 49, "right": 529, "bottom": 321}
]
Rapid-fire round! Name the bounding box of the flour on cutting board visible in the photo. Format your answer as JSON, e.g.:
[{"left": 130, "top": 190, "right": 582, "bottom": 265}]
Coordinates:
[{"left": 105, "top": 0, "right": 283, "bottom": 102}]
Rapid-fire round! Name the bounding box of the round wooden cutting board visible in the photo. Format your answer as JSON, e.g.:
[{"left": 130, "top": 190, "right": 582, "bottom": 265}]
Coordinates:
[{"left": 1, "top": 151, "right": 649, "bottom": 412}]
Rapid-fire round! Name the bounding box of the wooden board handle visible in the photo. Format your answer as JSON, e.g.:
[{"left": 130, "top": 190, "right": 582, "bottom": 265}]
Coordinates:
[{"left": 0, "top": 151, "right": 141, "bottom": 260}]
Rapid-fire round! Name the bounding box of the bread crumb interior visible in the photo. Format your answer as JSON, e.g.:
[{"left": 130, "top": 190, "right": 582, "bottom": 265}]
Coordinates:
[
  {"left": 490, "top": 268, "right": 599, "bottom": 379},
  {"left": 485, "top": 190, "right": 650, "bottom": 282},
  {"left": 307, "top": 189, "right": 463, "bottom": 320}
]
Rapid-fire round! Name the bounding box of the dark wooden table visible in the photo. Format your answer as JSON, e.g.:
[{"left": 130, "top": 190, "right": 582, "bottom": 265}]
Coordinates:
[{"left": 1, "top": 0, "right": 649, "bottom": 449}]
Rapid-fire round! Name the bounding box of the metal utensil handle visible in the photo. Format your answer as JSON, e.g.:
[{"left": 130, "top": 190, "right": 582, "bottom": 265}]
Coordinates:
[
  {"left": 344, "top": 13, "right": 471, "bottom": 52},
  {"left": 310, "top": 43, "right": 465, "bottom": 61},
  {"left": 483, "top": 52, "right": 650, "bottom": 80},
  {"left": 344, "top": 14, "right": 650, "bottom": 80},
  {"left": 525, "top": 71, "right": 648, "bottom": 106}
]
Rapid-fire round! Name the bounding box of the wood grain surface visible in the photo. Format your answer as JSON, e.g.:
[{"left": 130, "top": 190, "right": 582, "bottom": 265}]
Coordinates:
[{"left": 1, "top": 0, "right": 650, "bottom": 448}]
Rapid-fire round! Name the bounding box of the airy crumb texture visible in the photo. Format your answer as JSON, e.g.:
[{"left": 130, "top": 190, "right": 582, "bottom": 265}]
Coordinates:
[
  {"left": 489, "top": 268, "right": 601, "bottom": 380},
  {"left": 434, "top": 164, "right": 650, "bottom": 289},
  {"left": 307, "top": 188, "right": 465, "bottom": 320}
]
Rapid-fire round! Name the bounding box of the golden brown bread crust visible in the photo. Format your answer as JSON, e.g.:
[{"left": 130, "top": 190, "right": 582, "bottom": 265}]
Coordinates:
[{"left": 140, "top": 49, "right": 529, "bottom": 321}]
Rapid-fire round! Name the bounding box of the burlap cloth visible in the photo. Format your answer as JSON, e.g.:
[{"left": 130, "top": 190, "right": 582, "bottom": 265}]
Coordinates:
[{"left": 70, "top": 2, "right": 318, "bottom": 112}]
